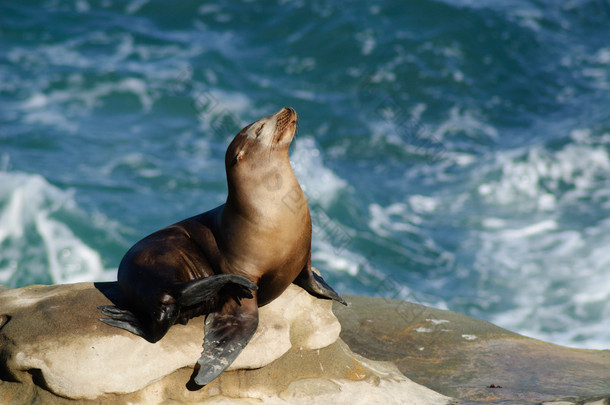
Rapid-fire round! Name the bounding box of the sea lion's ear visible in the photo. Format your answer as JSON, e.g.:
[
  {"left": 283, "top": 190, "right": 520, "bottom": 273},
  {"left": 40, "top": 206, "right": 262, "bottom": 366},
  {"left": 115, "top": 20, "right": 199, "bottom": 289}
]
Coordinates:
[{"left": 230, "top": 150, "right": 244, "bottom": 167}]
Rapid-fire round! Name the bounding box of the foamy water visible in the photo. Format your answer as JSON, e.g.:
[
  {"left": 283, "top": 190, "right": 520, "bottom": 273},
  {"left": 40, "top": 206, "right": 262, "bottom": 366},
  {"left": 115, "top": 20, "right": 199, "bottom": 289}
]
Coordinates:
[{"left": 0, "top": 172, "right": 115, "bottom": 285}]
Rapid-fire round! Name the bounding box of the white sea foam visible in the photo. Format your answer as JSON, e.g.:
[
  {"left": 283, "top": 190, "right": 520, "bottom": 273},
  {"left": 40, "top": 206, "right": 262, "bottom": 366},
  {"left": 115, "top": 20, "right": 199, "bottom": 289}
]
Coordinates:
[
  {"left": 358, "top": 91, "right": 610, "bottom": 348},
  {"left": 126, "top": 0, "right": 149, "bottom": 14},
  {"left": 292, "top": 89, "right": 317, "bottom": 101},
  {"left": 463, "top": 138, "right": 610, "bottom": 349},
  {"left": 476, "top": 143, "right": 610, "bottom": 211},
  {"left": 283, "top": 56, "right": 316, "bottom": 74},
  {"left": 311, "top": 235, "right": 429, "bottom": 306},
  {"left": 8, "top": 43, "right": 90, "bottom": 69},
  {"left": 408, "top": 195, "right": 439, "bottom": 214},
  {"left": 312, "top": 240, "right": 362, "bottom": 277},
  {"left": 291, "top": 137, "right": 347, "bottom": 208},
  {"left": 76, "top": 0, "right": 90, "bottom": 13},
  {"left": 432, "top": 106, "right": 499, "bottom": 141},
  {"left": 194, "top": 89, "right": 255, "bottom": 135},
  {"left": 366, "top": 103, "right": 498, "bottom": 166},
  {"left": 23, "top": 110, "right": 79, "bottom": 134},
  {"left": 369, "top": 203, "right": 421, "bottom": 237},
  {"left": 366, "top": 199, "right": 456, "bottom": 276},
  {"left": 495, "top": 220, "right": 557, "bottom": 239},
  {"left": 0, "top": 172, "right": 114, "bottom": 286},
  {"left": 99, "top": 152, "right": 164, "bottom": 179},
  {"left": 356, "top": 30, "right": 376, "bottom": 56},
  {"left": 289, "top": 137, "right": 361, "bottom": 285},
  {"left": 21, "top": 77, "right": 154, "bottom": 122},
  {"left": 373, "top": 121, "right": 610, "bottom": 348}
]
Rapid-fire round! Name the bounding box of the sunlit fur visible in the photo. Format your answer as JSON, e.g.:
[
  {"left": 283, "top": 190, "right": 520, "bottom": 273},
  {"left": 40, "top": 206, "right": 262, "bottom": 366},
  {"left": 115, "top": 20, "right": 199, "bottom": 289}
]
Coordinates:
[{"left": 220, "top": 107, "right": 309, "bottom": 305}]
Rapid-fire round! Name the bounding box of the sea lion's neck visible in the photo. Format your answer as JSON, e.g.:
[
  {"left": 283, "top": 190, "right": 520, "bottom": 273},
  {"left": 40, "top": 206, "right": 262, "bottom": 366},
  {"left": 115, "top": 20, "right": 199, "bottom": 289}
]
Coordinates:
[
  {"left": 225, "top": 149, "right": 299, "bottom": 213},
  {"left": 224, "top": 167, "right": 305, "bottom": 224},
  {"left": 218, "top": 159, "right": 310, "bottom": 276}
]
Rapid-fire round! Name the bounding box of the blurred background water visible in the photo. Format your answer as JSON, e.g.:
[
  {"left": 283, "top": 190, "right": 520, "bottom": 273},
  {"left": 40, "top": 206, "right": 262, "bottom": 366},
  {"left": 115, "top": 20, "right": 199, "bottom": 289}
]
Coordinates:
[{"left": 1, "top": 0, "right": 610, "bottom": 349}]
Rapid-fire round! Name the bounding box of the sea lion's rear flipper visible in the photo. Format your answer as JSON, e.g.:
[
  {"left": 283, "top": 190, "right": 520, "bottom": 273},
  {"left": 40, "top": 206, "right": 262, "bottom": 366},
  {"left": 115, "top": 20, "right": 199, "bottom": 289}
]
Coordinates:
[
  {"left": 193, "top": 296, "right": 259, "bottom": 386},
  {"left": 175, "top": 274, "right": 258, "bottom": 307},
  {"left": 98, "top": 305, "right": 147, "bottom": 338},
  {"left": 293, "top": 262, "right": 347, "bottom": 306}
]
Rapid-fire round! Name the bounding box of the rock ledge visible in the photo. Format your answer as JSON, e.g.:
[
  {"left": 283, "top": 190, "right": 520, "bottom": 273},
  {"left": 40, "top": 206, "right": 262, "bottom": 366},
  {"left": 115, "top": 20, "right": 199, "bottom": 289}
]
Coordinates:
[{"left": 0, "top": 282, "right": 451, "bottom": 405}]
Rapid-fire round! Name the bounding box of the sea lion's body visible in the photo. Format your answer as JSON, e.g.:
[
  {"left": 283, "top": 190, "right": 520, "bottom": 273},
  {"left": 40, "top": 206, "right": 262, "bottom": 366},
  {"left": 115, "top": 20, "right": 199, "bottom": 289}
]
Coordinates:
[{"left": 100, "top": 107, "right": 345, "bottom": 386}]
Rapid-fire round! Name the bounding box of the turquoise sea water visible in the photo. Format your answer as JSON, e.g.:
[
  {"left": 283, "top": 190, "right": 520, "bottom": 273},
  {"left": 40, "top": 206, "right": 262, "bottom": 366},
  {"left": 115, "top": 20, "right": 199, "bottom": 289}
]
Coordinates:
[{"left": 1, "top": 0, "right": 610, "bottom": 349}]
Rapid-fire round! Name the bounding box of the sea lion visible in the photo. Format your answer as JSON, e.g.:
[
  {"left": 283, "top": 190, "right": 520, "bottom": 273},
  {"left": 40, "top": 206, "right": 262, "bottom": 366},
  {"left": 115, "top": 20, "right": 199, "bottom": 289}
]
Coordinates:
[{"left": 99, "top": 107, "right": 346, "bottom": 386}]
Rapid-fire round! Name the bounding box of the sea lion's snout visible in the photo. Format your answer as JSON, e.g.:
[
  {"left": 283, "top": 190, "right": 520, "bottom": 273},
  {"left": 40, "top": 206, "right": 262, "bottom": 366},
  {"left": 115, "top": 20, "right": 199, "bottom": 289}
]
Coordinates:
[
  {"left": 273, "top": 107, "right": 297, "bottom": 144},
  {"left": 279, "top": 106, "right": 297, "bottom": 125},
  {"left": 282, "top": 106, "right": 297, "bottom": 120}
]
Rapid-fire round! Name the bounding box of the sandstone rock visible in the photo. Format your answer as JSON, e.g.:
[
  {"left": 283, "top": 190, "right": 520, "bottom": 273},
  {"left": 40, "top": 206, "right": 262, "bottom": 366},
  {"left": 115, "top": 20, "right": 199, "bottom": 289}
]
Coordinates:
[
  {"left": 334, "top": 296, "right": 610, "bottom": 404},
  {"left": 0, "top": 283, "right": 338, "bottom": 398},
  {"left": 3, "top": 282, "right": 607, "bottom": 404},
  {"left": 0, "top": 282, "right": 451, "bottom": 404},
  {"left": 542, "top": 398, "right": 610, "bottom": 405}
]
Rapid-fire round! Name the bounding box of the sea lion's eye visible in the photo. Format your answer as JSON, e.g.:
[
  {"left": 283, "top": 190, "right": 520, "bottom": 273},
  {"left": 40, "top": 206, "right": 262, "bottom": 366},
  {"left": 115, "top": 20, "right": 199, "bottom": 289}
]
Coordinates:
[{"left": 255, "top": 124, "right": 265, "bottom": 137}]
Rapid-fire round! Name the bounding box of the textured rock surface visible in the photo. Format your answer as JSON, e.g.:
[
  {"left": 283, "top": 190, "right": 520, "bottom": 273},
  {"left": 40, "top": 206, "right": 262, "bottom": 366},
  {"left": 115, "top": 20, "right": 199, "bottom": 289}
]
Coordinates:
[
  {"left": 0, "top": 282, "right": 340, "bottom": 399},
  {"left": 333, "top": 296, "right": 610, "bottom": 405},
  {"left": 0, "top": 282, "right": 451, "bottom": 404}
]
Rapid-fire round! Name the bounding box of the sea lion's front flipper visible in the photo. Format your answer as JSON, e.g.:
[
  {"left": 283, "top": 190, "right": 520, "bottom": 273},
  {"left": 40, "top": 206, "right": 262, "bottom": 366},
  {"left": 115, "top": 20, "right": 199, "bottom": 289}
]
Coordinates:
[
  {"left": 293, "top": 262, "right": 347, "bottom": 306},
  {"left": 175, "top": 274, "right": 258, "bottom": 307},
  {"left": 98, "top": 305, "right": 147, "bottom": 338},
  {"left": 193, "top": 296, "right": 259, "bottom": 386}
]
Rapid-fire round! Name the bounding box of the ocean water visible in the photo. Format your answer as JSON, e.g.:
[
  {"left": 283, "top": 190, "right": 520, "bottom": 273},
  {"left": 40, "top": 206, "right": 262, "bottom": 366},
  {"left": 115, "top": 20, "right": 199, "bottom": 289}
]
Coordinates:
[{"left": 2, "top": 0, "right": 610, "bottom": 350}]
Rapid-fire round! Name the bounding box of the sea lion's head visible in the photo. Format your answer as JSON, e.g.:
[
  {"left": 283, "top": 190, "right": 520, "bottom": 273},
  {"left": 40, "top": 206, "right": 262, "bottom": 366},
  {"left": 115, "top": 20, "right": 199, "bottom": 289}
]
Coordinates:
[
  {"left": 224, "top": 107, "right": 298, "bottom": 202},
  {"left": 144, "top": 292, "right": 179, "bottom": 343},
  {"left": 225, "top": 107, "right": 297, "bottom": 169}
]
